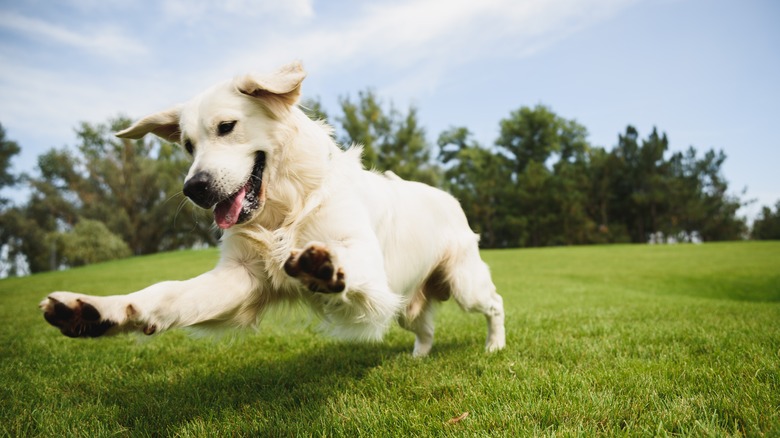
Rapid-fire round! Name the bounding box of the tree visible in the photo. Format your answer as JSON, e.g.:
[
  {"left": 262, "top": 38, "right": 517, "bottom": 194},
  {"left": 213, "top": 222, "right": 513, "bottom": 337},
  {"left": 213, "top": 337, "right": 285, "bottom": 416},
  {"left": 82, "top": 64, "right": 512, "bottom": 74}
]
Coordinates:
[
  {"left": 693, "top": 149, "right": 747, "bottom": 240},
  {"left": 455, "top": 109, "right": 747, "bottom": 247},
  {"left": 337, "top": 90, "right": 439, "bottom": 185},
  {"left": 597, "top": 126, "right": 747, "bottom": 243},
  {"left": 636, "top": 128, "right": 670, "bottom": 236},
  {"left": 0, "top": 123, "right": 20, "bottom": 206},
  {"left": 493, "top": 105, "right": 595, "bottom": 247},
  {"left": 550, "top": 118, "right": 595, "bottom": 245},
  {"left": 438, "top": 127, "right": 517, "bottom": 247},
  {"left": 584, "top": 147, "right": 629, "bottom": 243},
  {"left": 337, "top": 90, "right": 388, "bottom": 169},
  {"left": 752, "top": 201, "right": 780, "bottom": 240},
  {"left": 665, "top": 146, "right": 746, "bottom": 241},
  {"left": 5, "top": 116, "right": 218, "bottom": 273},
  {"left": 608, "top": 126, "right": 672, "bottom": 242},
  {"left": 0, "top": 123, "right": 25, "bottom": 275}
]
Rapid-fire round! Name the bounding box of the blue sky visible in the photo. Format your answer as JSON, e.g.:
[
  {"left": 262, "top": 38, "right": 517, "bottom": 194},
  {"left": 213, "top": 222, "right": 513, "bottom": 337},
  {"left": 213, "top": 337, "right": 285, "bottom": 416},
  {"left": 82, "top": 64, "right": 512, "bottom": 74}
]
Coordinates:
[{"left": 1, "top": 0, "right": 778, "bottom": 221}]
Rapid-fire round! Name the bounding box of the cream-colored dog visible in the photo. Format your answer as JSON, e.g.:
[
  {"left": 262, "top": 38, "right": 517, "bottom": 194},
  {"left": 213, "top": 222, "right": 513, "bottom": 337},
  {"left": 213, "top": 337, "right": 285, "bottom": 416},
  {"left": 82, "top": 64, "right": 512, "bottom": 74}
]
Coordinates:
[{"left": 39, "top": 62, "right": 505, "bottom": 356}]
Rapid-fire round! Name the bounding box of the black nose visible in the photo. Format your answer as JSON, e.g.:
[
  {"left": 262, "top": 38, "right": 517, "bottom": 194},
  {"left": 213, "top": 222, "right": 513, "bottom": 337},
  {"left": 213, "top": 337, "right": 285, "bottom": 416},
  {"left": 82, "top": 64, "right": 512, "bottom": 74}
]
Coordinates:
[{"left": 183, "top": 171, "right": 218, "bottom": 209}]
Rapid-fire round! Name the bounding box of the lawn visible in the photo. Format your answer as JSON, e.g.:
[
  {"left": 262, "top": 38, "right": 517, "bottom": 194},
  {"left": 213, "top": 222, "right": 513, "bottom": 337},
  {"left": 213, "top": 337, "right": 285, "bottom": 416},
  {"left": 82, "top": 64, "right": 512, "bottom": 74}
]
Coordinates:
[{"left": 1, "top": 242, "right": 778, "bottom": 436}]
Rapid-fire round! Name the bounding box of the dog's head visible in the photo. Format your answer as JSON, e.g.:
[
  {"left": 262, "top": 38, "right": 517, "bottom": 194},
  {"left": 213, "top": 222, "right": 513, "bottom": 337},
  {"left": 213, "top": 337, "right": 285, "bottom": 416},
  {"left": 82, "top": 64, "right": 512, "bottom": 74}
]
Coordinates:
[{"left": 116, "top": 62, "right": 306, "bottom": 229}]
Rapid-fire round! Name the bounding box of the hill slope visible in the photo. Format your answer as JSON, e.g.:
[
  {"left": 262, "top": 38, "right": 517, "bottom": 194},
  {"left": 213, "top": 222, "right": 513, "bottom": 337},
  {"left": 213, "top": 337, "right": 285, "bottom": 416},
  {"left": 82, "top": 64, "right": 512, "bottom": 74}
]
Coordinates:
[{"left": 1, "top": 242, "right": 778, "bottom": 436}]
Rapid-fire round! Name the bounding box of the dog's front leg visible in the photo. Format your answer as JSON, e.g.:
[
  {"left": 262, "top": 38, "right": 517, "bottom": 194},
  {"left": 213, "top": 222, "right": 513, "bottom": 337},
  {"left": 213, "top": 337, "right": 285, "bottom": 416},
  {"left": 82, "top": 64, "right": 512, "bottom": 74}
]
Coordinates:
[
  {"left": 284, "top": 239, "right": 403, "bottom": 340},
  {"left": 283, "top": 242, "right": 346, "bottom": 293},
  {"left": 40, "top": 263, "right": 258, "bottom": 338}
]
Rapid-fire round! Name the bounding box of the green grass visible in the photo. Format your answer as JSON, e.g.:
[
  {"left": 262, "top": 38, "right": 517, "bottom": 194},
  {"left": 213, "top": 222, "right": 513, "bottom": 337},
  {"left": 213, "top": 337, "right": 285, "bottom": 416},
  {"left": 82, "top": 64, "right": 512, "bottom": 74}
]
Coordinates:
[{"left": 1, "top": 242, "right": 779, "bottom": 436}]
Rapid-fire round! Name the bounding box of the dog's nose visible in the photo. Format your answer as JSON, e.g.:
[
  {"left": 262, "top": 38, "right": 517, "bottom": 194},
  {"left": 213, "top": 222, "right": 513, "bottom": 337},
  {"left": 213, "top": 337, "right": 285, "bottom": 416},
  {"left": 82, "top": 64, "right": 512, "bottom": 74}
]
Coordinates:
[{"left": 183, "top": 171, "right": 218, "bottom": 209}]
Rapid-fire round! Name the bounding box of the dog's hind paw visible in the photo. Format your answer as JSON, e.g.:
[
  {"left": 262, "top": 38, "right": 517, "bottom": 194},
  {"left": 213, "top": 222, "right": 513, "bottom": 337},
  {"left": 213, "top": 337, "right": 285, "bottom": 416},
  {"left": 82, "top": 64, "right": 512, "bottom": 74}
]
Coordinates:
[
  {"left": 39, "top": 292, "right": 117, "bottom": 338},
  {"left": 284, "top": 243, "right": 346, "bottom": 293}
]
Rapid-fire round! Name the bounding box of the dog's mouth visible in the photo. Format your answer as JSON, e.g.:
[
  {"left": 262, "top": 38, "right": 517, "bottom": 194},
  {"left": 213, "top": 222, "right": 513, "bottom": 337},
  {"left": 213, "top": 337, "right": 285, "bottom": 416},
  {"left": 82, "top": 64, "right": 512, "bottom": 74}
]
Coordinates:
[{"left": 214, "top": 152, "right": 266, "bottom": 229}]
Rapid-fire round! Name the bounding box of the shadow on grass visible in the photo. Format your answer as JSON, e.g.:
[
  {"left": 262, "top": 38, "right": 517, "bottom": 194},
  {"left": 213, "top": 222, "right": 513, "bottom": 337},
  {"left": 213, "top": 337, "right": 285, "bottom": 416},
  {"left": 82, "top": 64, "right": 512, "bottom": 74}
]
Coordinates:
[{"left": 97, "top": 340, "right": 419, "bottom": 435}]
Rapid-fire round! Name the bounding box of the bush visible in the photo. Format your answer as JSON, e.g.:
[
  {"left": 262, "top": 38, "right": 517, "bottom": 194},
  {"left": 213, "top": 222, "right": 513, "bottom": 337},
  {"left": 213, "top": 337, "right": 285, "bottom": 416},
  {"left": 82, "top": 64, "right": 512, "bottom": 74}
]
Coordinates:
[
  {"left": 752, "top": 201, "right": 780, "bottom": 240},
  {"left": 58, "top": 219, "right": 132, "bottom": 267}
]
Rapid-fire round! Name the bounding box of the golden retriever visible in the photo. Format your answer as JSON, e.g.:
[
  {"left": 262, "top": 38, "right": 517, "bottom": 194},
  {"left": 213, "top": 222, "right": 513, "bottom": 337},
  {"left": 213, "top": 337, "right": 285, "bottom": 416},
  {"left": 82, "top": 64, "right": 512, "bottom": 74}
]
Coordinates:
[{"left": 39, "top": 62, "right": 505, "bottom": 356}]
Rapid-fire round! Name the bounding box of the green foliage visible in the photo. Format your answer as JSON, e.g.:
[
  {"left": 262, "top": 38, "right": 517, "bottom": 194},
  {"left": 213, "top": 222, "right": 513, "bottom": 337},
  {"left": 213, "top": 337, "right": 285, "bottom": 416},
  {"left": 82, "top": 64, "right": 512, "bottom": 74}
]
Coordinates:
[
  {"left": 68, "top": 118, "right": 216, "bottom": 254},
  {"left": 665, "top": 147, "right": 747, "bottom": 241},
  {"left": 56, "top": 219, "right": 132, "bottom": 267},
  {"left": 438, "top": 127, "right": 518, "bottom": 247},
  {"left": 337, "top": 89, "right": 387, "bottom": 167},
  {"left": 0, "top": 123, "right": 20, "bottom": 201},
  {"left": 0, "top": 207, "right": 52, "bottom": 275},
  {"left": 337, "top": 90, "right": 440, "bottom": 185},
  {"left": 496, "top": 104, "right": 564, "bottom": 174},
  {"left": 1, "top": 243, "right": 778, "bottom": 435},
  {"left": 609, "top": 126, "right": 668, "bottom": 242},
  {"left": 2, "top": 116, "right": 217, "bottom": 273},
  {"left": 445, "top": 106, "right": 746, "bottom": 247},
  {"left": 442, "top": 106, "right": 604, "bottom": 247},
  {"left": 0, "top": 96, "right": 752, "bottom": 272},
  {"left": 0, "top": 125, "right": 29, "bottom": 275},
  {"left": 752, "top": 201, "right": 780, "bottom": 240}
]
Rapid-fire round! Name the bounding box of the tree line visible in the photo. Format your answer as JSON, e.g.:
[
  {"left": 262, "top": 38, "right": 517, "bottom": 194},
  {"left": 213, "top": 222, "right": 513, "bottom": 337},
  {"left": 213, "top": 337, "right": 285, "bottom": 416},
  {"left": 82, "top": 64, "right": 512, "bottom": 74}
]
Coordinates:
[
  {"left": 0, "top": 121, "right": 216, "bottom": 275},
  {"left": 311, "top": 93, "right": 760, "bottom": 247},
  {"left": 0, "top": 91, "right": 777, "bottom": 275}
]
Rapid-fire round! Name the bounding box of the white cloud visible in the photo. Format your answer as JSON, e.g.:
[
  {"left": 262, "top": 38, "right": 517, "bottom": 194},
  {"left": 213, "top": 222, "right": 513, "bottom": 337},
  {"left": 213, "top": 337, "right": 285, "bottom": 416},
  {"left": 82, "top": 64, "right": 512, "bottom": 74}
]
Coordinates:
[
  {"left": 1, "top": 62, "right": 125, "bottom": 125},
  {"left": 352, "top": 0, "right": 634, "bottom": 65},
  {"left": 160, "top": 0, "right": 314, "bottom": 24},
  {"left": 1, "top": 0, "right": 775, "bottom": 227},
  {"left": 222, "top": 0, "right": 314, "bottom": 19},
  {"left": 0, "top": 10, "right": 147, "bottom": 58},
  {"left": 0, "top": 52, "right": 177, "bottom": 172},
  {"left": 0, "top": 0, "right": 638, "bottom": 169},
  {"left": 205, "top": 0, "right": 638, "bottom": 98}
]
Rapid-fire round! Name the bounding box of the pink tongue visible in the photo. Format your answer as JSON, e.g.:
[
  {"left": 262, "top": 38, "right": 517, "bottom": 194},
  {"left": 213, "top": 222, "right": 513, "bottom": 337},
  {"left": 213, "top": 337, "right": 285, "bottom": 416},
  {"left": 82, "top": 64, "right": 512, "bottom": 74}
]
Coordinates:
[{"left": 214, "top": 186, "right": 247, "bottom": 229}]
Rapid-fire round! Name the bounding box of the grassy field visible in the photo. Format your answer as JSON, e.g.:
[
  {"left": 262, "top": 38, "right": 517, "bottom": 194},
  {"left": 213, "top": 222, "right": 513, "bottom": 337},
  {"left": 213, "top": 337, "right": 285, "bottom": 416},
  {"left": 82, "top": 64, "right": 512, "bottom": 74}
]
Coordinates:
[{"left": 1, "top": 242, "right": 778, "bottom": 436}]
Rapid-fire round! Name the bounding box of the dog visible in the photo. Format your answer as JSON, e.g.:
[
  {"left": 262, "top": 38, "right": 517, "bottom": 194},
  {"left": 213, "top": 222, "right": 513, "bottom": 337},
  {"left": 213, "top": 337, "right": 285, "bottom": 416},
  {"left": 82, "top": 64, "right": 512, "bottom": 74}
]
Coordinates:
[{"left": 39, "top": 62, "right": 505, "bottom": 357}]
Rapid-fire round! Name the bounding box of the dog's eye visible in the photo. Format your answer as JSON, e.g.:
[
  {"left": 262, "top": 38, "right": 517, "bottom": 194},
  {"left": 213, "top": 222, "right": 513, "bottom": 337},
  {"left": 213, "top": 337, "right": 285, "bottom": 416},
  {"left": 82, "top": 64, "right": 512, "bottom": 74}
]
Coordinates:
[
  {"left": 184, "top": 139, "right": 194, "bottom": 155},
  {"left": 218, "top": 121, "right": 237, "bottom": 136}
]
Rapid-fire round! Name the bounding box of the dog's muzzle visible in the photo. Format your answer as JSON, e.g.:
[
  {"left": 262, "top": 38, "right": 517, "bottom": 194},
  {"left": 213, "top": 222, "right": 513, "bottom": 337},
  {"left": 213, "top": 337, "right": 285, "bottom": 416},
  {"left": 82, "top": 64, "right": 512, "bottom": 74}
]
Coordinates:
[
  {"left": 183, "top": 172, "right": 220, "bottom": 209},
  {"left": 182, "top": 152, "right": 267, "bottom": 229}
]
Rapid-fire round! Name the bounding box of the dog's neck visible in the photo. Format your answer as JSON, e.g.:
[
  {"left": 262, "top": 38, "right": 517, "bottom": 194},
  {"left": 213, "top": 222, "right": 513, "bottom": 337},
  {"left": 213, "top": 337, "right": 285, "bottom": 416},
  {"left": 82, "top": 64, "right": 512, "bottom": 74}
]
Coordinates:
[{"left": 246, "top": 107, "right": 339, "bottom": 233}]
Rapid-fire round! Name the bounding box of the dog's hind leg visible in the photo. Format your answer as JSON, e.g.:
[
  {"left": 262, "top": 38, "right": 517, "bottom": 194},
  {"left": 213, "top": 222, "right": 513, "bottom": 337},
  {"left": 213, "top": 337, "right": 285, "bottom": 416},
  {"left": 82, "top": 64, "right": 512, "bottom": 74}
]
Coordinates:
[
  {"left": 441, "top": 243, "right": 506, "bottom": 353},
  {"left": 398, "top": 297, "right": 436, "bottom": 357}
]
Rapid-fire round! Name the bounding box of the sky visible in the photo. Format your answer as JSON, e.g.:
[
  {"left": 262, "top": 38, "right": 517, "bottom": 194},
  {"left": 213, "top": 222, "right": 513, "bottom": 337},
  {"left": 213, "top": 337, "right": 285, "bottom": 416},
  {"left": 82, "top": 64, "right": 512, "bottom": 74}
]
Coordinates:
[{"left": 0, "top": 0, "right": 778, "bottom": 222}]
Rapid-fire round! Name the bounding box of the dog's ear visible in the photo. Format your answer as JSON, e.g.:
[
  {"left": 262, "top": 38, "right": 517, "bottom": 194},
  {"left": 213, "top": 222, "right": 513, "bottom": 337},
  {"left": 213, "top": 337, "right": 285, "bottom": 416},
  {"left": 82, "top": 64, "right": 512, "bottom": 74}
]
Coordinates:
[
  {"left": 235, "top": 61, "right": 307, "bottom": 107},
  {"left": 115, "top": 105, "right": 182, "bottom": 142}
]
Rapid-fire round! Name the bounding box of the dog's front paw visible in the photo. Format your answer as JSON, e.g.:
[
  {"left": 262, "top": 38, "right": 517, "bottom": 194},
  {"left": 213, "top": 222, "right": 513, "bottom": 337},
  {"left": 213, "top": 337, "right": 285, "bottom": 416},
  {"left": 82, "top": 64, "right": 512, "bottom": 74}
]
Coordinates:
[
  {"left": 39, "top": 292, "right": 117, "bottom": 338},
  {"left": 284, "top": 243, "right": 346, "bottom": 293}
]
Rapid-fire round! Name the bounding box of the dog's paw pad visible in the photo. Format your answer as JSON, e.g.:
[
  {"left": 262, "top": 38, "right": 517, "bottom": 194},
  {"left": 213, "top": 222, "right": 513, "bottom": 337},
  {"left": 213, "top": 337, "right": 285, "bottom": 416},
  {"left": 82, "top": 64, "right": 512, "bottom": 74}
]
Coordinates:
[
  {"left": 40, "top": 296, "right": 116, "bottom": 338},
  {"left": 284, "top": 244, "right": 346, "bottom": 293}
]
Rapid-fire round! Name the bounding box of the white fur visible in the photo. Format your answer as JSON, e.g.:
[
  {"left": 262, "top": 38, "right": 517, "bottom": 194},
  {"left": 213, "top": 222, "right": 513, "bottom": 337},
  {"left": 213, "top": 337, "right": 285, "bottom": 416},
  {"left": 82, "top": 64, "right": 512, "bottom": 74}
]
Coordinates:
[{"left": 39, "top": 62, "right": 505, "bottom": 356}]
